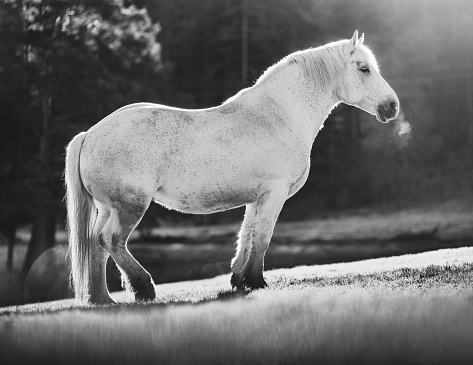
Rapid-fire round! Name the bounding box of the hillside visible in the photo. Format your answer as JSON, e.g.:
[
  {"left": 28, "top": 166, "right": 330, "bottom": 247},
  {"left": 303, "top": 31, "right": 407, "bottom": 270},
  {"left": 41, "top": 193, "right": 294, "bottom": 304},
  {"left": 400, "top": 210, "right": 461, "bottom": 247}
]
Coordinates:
[
  {"left": 2, "top": 247, "right": 473, "bottom": 364},
  {"left": 2, "top": 247, "right": 472, "bottom": 314}
]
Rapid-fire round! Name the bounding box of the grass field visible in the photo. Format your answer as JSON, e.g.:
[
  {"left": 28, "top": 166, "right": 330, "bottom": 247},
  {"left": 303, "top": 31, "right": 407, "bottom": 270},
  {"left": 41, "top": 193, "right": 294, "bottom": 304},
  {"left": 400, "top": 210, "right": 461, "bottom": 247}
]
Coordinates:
[{"left": 1, "top": 248, "right": 473, "bottom": 364}]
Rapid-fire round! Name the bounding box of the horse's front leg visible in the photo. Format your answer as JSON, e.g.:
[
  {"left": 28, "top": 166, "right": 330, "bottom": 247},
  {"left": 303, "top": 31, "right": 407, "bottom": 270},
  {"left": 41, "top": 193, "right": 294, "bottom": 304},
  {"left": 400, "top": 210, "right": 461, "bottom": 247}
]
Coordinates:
[
  {"left": 230, "top": 202, "right": 257, "bottom": 289},
  {"left": 233, "top": 186, "right": 287, "bottom": 290}
]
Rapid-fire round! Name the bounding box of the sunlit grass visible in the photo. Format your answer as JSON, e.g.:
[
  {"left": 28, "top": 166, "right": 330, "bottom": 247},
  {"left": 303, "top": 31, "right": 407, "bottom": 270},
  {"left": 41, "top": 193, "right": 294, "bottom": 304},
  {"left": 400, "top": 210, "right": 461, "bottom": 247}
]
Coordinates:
[{"left": 2, "top": 262, "right": 473, "bottom": 364}]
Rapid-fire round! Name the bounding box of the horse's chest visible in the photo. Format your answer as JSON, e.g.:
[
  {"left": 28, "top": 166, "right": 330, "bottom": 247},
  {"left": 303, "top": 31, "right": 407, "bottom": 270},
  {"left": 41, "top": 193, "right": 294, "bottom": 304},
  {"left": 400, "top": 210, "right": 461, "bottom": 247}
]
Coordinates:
[{"left": 288, "top": 162, "right": 310, "bottom": 197}]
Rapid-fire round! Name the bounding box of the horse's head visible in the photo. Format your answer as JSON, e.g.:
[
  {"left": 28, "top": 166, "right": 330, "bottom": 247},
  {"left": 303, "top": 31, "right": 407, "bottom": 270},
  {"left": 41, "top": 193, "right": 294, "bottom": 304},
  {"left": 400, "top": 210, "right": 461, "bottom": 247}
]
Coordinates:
[{"left": 337, "top": 31, "right": 399, "bottom": 123}]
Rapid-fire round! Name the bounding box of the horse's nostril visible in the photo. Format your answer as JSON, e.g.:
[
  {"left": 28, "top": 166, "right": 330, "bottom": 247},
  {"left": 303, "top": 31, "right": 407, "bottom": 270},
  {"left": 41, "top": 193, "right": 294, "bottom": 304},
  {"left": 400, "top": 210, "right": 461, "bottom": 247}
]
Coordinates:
[{"left": 389, "top": 101, "right": 397, "bottom": 112}]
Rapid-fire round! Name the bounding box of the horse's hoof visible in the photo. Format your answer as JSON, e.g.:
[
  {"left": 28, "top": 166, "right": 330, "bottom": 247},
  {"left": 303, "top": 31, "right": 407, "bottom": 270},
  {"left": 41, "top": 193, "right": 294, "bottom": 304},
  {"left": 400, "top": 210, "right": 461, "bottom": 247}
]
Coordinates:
[
  {"left": 244, "top": 276, "right": 268, "bottom": 290},
  {"left": 134, "top": 281, "right": 156, "bottom": 301},
  {"left": 88, "top": 294, "right": 116, "bottom": 305},
  {"left": 230, "top": 272, "right": 245, "bottom": 291}
]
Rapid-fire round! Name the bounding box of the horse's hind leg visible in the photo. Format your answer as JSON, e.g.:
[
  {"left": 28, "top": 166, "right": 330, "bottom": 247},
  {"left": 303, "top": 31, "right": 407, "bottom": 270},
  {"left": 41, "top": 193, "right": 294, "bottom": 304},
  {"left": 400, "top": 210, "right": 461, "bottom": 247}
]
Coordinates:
[
  {"left": 240, "top": 188, "right": 287, "bottom": 290},
  {"left": 98, "top": 203, "right": 156, "bottom": 301},
  {"left": 89, "top": 203, "right": 114, "bottom": 304}
]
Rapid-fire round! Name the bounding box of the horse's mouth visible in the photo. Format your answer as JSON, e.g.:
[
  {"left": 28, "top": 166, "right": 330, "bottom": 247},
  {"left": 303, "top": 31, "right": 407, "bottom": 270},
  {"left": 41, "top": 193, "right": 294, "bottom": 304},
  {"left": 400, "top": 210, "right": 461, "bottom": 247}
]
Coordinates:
[{"left": 376, "top": 100, "right": 398, "bottom": 123}]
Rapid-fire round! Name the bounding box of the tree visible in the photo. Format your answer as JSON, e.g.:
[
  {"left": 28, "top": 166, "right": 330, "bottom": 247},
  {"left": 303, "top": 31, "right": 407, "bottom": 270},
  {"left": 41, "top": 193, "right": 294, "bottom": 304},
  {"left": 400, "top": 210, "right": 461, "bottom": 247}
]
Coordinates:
[{"left": 0, "top": 0, "right": 164, "bottom": 272}]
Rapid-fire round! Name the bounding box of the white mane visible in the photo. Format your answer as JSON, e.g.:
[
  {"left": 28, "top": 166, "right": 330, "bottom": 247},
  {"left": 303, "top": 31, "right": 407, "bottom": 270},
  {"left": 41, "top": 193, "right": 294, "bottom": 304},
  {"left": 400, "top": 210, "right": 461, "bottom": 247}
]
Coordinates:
[{"left": 255, "top": 39, "right": 378, "bottom": 89}]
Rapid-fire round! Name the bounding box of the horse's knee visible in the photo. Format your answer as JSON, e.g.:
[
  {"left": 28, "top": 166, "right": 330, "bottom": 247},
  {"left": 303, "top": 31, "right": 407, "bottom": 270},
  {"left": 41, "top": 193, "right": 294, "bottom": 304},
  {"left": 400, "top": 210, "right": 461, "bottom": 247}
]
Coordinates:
[{"left": 252, "top": 236, "right": 270, "bottom": 257}]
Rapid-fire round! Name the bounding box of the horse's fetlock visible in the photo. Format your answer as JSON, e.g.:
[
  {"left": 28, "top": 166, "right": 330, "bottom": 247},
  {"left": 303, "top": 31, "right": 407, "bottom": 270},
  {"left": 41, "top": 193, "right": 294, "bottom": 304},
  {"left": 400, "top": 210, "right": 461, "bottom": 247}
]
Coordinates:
[{"left": 230, "top": 261, "right": 244, "bottom": 274}]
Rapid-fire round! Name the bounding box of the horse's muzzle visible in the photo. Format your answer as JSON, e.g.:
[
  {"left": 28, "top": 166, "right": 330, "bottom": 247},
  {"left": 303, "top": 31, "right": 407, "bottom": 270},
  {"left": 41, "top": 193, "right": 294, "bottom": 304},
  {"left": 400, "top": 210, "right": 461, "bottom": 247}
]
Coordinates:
[{"left": 376, "top": 98, "right": 398, "bottom": 123}]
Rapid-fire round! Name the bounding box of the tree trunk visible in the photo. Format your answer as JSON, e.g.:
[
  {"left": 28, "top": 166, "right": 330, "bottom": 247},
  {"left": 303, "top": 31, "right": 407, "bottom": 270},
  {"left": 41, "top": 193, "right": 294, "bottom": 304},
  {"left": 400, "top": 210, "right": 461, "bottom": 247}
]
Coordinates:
[
  {"left": 467, "top": 68, "right": 473, "bottom": 167},
  {"left": 23, "top": 91, "right": 56, "bottom": 273},
  {"left": 0, "top": 213, "right": 16, "bottom": 271},
  {"left": 22, "top": 203, "right": 56, "bottom": 273}
]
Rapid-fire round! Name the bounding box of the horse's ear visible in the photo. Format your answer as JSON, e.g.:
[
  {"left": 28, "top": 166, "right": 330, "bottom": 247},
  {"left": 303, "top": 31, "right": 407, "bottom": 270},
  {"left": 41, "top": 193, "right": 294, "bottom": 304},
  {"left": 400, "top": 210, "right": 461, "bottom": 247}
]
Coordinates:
[
  {"left": 351, "top": 30, "right": 358, "bottom": 47},
  {"left": 358, "top": 33, "right": 364, "bottom": 45},
  {"left": 345, "top": 30, "right": 359, "bottom": 57}
]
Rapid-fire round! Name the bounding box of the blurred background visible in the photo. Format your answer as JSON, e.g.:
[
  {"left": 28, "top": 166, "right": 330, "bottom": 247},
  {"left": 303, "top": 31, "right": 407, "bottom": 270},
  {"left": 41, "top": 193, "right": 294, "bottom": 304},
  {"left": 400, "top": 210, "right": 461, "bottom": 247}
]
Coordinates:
[{"left": 0, "top": 0, "right": 472, "bottom": 306}]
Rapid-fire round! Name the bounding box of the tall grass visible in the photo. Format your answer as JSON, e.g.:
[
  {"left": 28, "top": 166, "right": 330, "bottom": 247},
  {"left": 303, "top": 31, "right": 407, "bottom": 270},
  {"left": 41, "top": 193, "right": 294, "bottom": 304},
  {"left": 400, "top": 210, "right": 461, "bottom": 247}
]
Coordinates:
[{"left": 2, "top": 264, "right": 473, "bottom": 364}]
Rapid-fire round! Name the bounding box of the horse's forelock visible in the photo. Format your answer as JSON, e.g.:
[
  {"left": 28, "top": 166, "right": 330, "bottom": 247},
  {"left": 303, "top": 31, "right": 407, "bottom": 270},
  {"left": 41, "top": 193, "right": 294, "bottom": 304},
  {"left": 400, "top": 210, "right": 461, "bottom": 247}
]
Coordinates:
[{"left": 358, "top": 44, "right": 380, "bottom": 72}]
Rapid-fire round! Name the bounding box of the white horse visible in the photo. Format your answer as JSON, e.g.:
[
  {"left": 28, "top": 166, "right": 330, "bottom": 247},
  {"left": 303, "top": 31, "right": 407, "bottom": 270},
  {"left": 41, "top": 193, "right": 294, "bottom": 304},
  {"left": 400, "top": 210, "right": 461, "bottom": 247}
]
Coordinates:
[{"left": 65, "top": 31, "right": 399, "bottom": 304}]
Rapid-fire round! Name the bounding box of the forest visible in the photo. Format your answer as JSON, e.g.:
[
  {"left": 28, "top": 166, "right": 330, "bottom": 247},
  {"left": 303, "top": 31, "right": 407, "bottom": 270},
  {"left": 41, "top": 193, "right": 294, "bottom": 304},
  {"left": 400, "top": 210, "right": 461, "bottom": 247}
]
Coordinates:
[{"left": 0, "top": 0, "right": 472, "bottom": 275}]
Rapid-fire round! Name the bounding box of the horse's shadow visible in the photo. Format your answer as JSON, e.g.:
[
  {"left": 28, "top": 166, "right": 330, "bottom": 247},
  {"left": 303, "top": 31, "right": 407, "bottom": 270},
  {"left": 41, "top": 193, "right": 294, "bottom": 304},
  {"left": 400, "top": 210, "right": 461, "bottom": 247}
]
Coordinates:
[
  {"left": 215, "top": 289, "right": 247, "bottom": 301},
  {"left": 64, "top": 288, "right": 252, "bottom": 314}
]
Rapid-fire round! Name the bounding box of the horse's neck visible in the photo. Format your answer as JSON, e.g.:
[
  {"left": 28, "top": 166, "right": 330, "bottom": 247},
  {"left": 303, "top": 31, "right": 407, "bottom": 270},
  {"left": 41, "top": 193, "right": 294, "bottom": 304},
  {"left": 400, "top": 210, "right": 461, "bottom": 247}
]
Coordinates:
[{"left": 251, "top": 64, "right": 339, "bottom": 145}]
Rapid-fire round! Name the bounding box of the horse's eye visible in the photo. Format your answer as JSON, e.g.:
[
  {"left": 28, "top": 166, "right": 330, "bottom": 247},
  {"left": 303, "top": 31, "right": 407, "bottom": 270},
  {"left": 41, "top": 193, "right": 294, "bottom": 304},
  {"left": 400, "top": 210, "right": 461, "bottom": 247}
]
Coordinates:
[{"left": 360, "top": 66, "right": 370, "bottom": 74}]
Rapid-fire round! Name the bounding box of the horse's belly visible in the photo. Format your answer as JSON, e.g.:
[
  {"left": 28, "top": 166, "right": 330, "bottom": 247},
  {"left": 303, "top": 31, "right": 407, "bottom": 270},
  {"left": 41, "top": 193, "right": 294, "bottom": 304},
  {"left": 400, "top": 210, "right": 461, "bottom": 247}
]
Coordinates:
[{"left": 152, "top": 183, "right": 257, "bottom": 214}]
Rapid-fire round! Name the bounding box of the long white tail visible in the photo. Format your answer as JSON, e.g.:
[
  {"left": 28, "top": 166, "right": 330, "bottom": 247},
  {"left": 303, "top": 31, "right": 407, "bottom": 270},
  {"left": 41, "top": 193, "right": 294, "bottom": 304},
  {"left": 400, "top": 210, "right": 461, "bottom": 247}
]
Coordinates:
[{"left": 64, "top": 132, "right": 97, "bottom": 301}]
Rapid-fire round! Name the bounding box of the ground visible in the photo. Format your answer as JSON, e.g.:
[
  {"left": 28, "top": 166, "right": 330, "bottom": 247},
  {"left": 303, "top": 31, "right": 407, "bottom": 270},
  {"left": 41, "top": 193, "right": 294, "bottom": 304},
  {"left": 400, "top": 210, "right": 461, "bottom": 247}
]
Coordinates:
[
  {"left": 2, "top": 246, "right": 472, "bottom": 313},
  {"left": 1, "top": 203, "right": 472, "bottom": 363},
  {"left": 2, "top": 248, "right": 473, "bottom": 364}
]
